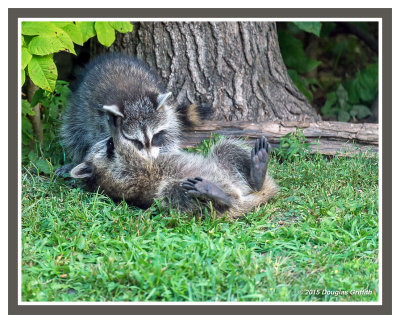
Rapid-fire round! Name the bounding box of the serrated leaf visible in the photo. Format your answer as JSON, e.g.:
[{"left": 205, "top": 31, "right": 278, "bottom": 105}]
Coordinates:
[
  {"left": 338, "top": 110, "right": 350, "bottom": 122},
  {"left": 292, "top": 22, "right": 322, "bottom": 37},
  {"left": 22, "top": 21, "right": 58, "bottom": 35},
  {"left": 21, "top": 47, "right": 32, "bottom": 69},
  {"left": 22, "top": 22, "right": 76, "bottom": 55},
  {"left": 350, "top": 105, "right": 372, "bottom": 119},
  {"left": 61, "top": 23, "right": 83, "bottom": 45},
  {"left": 29, "top": 33, "right": 76, "bottom": 56},
  {"left": 28, "top": 35, "right": 70, "bottom": 56},
  {"left": 109, "top": 21, "right": 133, "bottom": 33},
  {"left": 95, "top": 22, "right": 115, "bottom": 47},
  {"left": 28, "top": 55, "right": 58, "bottom": 92},
  {"left": 76, "top": 21, "right": 96, "bottom": 43}
]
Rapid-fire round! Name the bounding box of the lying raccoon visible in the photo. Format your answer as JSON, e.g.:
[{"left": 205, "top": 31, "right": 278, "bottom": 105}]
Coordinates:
[
  {"left": 70, "top": 132, "right": 278, "bottom": 219},
  {"left": 57, "top": 53, "right": 209, "bottom": 176}
]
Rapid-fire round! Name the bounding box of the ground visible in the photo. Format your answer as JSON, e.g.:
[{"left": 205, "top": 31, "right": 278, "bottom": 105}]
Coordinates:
[{"left": 21, "top": 143, "right": 379, "bottom": 302}]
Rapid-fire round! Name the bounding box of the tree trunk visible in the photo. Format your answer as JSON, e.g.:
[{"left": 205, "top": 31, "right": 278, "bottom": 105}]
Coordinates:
[{"left": 93, "top": 22, "right": 320, "bottom": 123}]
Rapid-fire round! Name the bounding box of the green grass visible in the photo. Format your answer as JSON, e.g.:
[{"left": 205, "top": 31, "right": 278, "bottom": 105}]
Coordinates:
[{"left": 21, "top": 141, "right": 379, "bottom": 302}]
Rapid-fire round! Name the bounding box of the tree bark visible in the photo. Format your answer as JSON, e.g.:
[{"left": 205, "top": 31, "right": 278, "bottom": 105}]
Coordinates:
[{"left": 93, "top": 22, "right": 321, "bottom": 123}]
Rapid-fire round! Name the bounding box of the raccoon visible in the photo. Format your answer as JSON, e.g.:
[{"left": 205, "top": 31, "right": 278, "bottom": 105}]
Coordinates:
[
  {"left": 57, "top": 53, "right": 209, "bottom": 176},
  {"left": 70, "top": 132, "right": 278, "bottom": 219}
]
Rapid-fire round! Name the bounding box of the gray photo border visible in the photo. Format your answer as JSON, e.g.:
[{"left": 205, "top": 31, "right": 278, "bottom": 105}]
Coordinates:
[{"left": 9, "top": 8, "right": 392, "bottom": 315}]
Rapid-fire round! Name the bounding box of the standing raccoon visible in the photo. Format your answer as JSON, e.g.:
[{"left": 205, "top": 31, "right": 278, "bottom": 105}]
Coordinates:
[
  {"left": 57, "top": 53, "right": 207, "bottom": 175},
  {"left": 70, "top": 130, "right": 278, "bottom": 219}
]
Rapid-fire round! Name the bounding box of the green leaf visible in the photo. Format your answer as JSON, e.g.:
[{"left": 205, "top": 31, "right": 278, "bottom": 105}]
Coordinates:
[
  {"left": 36, "top": 159, "right": 51, "bottom": 175},
  {"left": 338, "top": 110, "right": 350, "bottom": 122},
  {"left": 95, "top": 22, "right": 115, "bottom": 47},
  {"left": 28, "top": 34, "right": 75, "bottom": 56},
  {"left": 30, "top": 89, "right": 45, "bottom": 107},
  {"left": 21, "top": 115, "right": 34, "bottom": 145},
  {"left": 76, "top": 22, "right": 96, "bottom": 43},
  {"left": 350, "top": 105, "right": 372, "bottom": 119},
  {"left": 21, "top": 69, "right": 26, "bottom": 87},
  {"left": 321, "top": 91, "right": 338, "bottom": 117},
  {"left": 50, "top": 21, "right": 72, "bottom": 28},
  {"left": 358, "top": 63, "right": 378, "bottom": 102},
  {"left": 28, "top": 55, "right": 58, "bottom": 92},
  {"left": 77, "top": 236, "right": 86, "bottom": 250},
  {"left": 320, "top": 22, "right": 336, "bottom": 38},
  {"left": 22, "top": 21, "right": 58, "bottom": 35},
  {"left": 109, "top": 21, "right": 133, "bottom": 33},
  {"left": 22, "top": 99, "right": 35, "bottom": 116},
  {"left": 278, "top": 31, "right": 321, "bottom": 74},
  {"left": 287, "top": 69, "right": 313, "bottom": 102},
  {"left": 344, "top": 79, "right": 359, "bottom": 104},
  {"left": 21, "top": 47, "right": 32, "bottom": 69},
  {"left": 22, "top": 22, "right": 76, "bottom": 55},
  {"left": 61, "top": 23, "right": 84, "bottom": 46},
  {"left": 297, "top": 57, "right": 321, "bottom": 74},
  {"left": 336, "top": 84, "right": 348, "bottom": 109},
  {"left": 292, "top": 22, "right": 322, "bottom": 37},
  {"left": 344, "top": 63, "right": 378, "bottom": 105}
]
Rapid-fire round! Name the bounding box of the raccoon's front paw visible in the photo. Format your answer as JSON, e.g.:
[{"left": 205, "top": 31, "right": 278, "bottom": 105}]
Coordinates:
[
  {"left": 181, "top": 177, "right": 232, "bottom": 207},
  {"left": 250, "top": 136, "right": 270, "bottom": 191},
  {"left": 55, "top": 163, "right": 74, "bottom": 177}
]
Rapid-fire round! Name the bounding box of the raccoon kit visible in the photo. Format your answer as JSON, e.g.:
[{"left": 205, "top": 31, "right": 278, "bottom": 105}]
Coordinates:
[
  {"left": 58, "top": 53, "right": 206, "bottom": 176},
  {"left": 70, "top": 131, "right": 278, "bottom": 219}
]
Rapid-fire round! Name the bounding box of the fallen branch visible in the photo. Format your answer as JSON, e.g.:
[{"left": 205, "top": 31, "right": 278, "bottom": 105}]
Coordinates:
[{"left": 181, "top": 120, "right": 378, "bottom": 156}]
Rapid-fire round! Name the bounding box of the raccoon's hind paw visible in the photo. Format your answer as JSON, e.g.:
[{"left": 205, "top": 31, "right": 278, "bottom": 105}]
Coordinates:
[
  {"left": 250, "top": 137, "right": 270, "bottom": 191},
  {"left": 55, "top": 163, "right": 74, "bottom": 177},
  {"left": 181, "top": 177, "right": 232, "bottom": 207}
]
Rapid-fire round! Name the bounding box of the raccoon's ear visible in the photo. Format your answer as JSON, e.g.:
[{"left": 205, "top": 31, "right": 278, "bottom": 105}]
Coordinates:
[
  {"left": 156, "top": 92, "right": 172, "bottom": 110},
  {"left": 70, "top": 162, "right": 93, "bottom": 179},
  {"left": 102, "top": 105, "right": 124, "bottom": 118}
]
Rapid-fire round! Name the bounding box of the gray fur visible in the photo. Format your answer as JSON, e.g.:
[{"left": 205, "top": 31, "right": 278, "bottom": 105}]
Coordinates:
[
  {"left": 59, "top": 54, "right": 181, "bottom": 171},
  {"left": 71, "top": 134, "right": 278, "bottom": 219}
]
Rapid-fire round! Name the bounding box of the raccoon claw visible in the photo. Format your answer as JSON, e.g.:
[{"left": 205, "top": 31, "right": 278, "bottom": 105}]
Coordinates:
[
  {"left": 55, "top": 163, "right": 74, "bottom": 177},
  {"left": 250, "top": 136, "right": 270, "bottom": 191},
  {"left": 181, "top": 177, "right": 232, "bottom": 207}
]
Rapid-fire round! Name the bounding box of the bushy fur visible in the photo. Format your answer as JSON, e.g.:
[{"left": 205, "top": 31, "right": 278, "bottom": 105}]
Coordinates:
[
  {"left": 71, "top": 134, "right": 278, "bottom": 219},
  {"left": 59, "top": 53, "right": 208, "bottom": 175}
]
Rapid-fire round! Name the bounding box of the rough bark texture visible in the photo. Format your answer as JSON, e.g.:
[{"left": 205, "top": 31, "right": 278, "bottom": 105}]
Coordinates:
[
  {"left": 181, "top": 121, "right": 378, "bottom": 156},
  {"left": 93, "top": 22, "right": 321, "bottom": 123}
]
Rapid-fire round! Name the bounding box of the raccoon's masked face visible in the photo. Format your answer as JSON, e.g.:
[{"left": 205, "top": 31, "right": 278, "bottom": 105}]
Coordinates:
[{"left": 103, "top": 92, "right": 180, "bottom": 159}]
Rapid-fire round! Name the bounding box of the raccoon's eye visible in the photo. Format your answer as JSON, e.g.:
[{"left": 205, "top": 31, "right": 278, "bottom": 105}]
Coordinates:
[
  {"left": 151, "top": 130, "right": 166, "bottom": 147},
  {"left": 106, "top": 138, "right": 114, "bottom": 158},
  {"left": 132, "top": 139, "right": 144, "bottom": 150}
]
